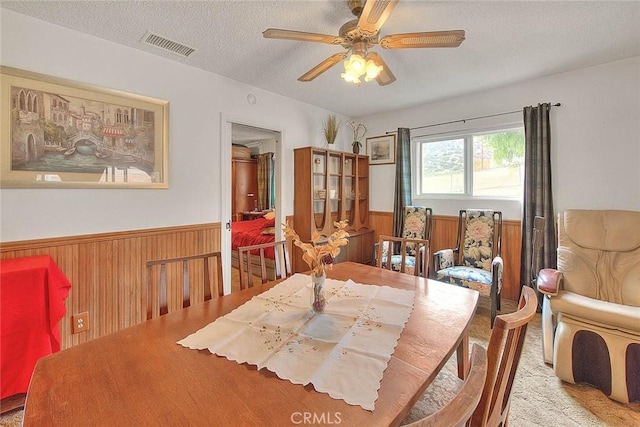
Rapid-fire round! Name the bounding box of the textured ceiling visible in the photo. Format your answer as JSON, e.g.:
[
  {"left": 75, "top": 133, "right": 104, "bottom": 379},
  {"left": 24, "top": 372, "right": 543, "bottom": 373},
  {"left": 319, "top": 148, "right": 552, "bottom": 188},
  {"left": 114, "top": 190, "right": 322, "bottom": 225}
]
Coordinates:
[{"left": 2, "top": 1, "right": 640, "bottom": 118}]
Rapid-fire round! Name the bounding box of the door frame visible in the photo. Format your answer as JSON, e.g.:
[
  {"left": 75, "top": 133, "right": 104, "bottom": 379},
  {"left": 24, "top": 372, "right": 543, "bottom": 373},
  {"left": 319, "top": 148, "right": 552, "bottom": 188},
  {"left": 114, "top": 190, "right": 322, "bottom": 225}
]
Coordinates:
[{"left": 220, "top": 113, "right": 283, "bottom": 294}]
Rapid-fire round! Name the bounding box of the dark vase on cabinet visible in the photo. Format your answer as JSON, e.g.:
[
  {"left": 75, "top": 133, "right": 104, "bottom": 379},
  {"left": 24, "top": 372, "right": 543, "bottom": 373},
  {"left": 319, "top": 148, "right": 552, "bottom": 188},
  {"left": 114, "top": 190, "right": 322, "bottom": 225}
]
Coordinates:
[{"left": 352, "top": 141, "right": 361, "bottom": 154}]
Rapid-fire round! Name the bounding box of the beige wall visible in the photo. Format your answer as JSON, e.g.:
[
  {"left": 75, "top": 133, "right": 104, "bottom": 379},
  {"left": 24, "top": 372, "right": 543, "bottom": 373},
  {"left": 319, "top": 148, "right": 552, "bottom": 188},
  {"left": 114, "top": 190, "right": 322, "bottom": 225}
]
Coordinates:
[{"left": 358, "top": 57, "right": 640, "bottom": 219}]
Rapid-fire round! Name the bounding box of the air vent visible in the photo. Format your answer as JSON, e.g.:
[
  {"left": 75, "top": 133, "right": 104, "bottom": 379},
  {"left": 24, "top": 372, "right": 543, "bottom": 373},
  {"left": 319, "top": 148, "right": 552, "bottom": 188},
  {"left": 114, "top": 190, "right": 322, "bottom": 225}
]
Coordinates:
[{"left": 141, "top": 32, "right": 196, "bottom": 58}]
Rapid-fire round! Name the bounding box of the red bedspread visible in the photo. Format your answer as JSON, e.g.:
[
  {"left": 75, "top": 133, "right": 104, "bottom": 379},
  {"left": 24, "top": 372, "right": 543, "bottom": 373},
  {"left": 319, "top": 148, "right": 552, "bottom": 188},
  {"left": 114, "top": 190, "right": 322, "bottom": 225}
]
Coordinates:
[
  {"left": 232, "top": 217, "right": 276, "bottom": 258},
  {"left": 1, "top": 255, "right": 71, "bottom": 399}
]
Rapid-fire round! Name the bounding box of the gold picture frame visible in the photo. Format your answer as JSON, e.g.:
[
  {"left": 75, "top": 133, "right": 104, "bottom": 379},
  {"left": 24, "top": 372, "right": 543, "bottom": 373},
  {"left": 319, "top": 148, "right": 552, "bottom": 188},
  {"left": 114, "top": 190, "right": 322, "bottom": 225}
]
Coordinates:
[
  {"left": 0, "top": 66, "right": 168, "bottom": 188},
  {"left": 366, "top": 134, "right": 396, "bottom": 165}
]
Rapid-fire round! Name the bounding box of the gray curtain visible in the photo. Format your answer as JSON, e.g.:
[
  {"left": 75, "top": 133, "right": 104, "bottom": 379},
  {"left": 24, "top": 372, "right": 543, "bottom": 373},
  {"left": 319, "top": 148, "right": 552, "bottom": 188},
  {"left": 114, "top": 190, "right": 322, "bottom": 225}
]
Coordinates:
[
  {"left": 520, "top": 104, "right": 557, "bottom": 299},
  {"left": 393, "top": 128, "right": 412, "bottom": 237},
  {"left": 256, "top": 152, "right": 273, "bottom": 211}
]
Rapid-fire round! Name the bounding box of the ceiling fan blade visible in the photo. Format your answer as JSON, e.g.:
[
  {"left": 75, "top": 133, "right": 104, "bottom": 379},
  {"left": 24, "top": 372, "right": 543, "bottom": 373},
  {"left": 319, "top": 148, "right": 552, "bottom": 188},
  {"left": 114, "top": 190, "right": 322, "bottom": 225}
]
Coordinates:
[
  {"left": 298, "top": 52, "right": 348, "bottom": 82},
  {"left": 357, "top": 0, "right": 399, "bottom": 38},
  {"left": 263, "top": 28, "right": 343, "bottom": 45},
  {"left": 379, "top": 30, "right": 465, "bottom": 49},
  {"left": 367, "top": 52, "right": 396, "bottom": 86}
]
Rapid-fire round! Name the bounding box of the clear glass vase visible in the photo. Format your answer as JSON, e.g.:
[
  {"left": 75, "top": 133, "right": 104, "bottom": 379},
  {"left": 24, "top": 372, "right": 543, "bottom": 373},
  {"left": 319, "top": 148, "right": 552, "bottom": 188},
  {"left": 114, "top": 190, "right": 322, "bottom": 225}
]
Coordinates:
[{"left": 311, "top": 270, "right": 327, "bottom": 313}]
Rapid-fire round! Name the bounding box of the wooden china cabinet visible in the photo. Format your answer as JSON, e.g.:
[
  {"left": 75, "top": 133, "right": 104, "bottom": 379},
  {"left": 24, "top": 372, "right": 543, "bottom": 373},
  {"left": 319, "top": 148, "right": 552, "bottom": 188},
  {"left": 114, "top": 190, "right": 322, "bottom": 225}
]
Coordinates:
[{"left": 292, "top": 147, "right": 374, "bottom": 272}]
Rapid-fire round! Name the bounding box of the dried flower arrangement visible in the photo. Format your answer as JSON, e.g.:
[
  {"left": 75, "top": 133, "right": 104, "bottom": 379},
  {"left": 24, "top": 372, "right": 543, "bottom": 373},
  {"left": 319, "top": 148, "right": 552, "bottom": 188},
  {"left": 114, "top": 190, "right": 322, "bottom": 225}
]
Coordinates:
[{"left": 283, "top": 220, "right": 350, "bottom": 276}]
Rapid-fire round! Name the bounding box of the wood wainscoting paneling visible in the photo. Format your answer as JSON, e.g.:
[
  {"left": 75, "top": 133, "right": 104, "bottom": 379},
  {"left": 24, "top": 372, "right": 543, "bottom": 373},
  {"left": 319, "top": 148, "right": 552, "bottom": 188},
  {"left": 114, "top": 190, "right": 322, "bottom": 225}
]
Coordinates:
[
  {"left": 369, "top": 212, "right": 523, "bottom": 302},
  {"left": 369, "top": 211, "right": 394, "bottom": 243},
  {"left": 1, "top": 223, "right": 221, "bottom": 349},
  {"left": 0, "top": 214, "right": 522, "bottom": 351}
]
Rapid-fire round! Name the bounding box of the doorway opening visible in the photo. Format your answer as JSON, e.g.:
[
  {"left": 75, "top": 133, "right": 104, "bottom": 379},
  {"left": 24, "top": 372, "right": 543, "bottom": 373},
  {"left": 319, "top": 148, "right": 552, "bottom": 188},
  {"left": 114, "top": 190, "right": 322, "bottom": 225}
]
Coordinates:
[{"left": 221, "top": 117, "right": 282, "bottom": 294}]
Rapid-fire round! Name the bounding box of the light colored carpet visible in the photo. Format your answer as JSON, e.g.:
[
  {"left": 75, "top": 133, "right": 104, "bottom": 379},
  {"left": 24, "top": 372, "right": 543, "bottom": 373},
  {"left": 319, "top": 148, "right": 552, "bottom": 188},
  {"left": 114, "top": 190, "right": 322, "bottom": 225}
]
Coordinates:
[
  {"left": 402, "top": 297, "right": 640, "bottom": 426},
  {"left": 0, "top": 409, "right": 21, "bottom": 426},
  {"left": 2, "top": 297, "right": 638, "bottom": 426}
]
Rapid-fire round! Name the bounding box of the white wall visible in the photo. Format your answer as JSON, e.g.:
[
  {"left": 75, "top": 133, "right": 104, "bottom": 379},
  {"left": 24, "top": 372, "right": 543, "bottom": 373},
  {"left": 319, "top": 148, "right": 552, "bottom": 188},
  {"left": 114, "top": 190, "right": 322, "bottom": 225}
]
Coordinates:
[
  {"left": 358, "top": 56, "right": 640, "bottom": 220},
  {"left": 3, "top": 10, "right": 638, "bottom": 240},
  {"left": 0, "top": 10, "right": 352, "bottom": 242}
]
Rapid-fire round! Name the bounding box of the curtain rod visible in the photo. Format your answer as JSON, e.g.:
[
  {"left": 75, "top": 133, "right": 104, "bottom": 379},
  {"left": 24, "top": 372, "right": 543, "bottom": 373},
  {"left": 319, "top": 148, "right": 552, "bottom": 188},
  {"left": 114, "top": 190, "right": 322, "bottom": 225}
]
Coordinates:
[{"left": 386, "top": 103, "right": 561, "bottom": 134}]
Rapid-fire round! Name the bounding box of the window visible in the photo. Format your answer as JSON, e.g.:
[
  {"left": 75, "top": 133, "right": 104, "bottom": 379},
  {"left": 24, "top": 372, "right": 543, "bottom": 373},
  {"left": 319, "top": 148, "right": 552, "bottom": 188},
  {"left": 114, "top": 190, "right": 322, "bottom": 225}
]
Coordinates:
[
  {"left": 415, "top": 127, "right": 525, "bottom": 198},
  {"left": 421, "top": 138, "right": 465, "bottom": 194}
]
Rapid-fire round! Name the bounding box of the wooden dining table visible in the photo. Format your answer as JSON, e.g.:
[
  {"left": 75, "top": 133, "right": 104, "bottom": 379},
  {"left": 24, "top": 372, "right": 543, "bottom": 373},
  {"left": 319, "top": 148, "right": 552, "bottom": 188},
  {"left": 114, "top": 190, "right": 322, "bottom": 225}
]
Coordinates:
[{"left": 23, "top": 262, "right": 478, "bottom": 426}]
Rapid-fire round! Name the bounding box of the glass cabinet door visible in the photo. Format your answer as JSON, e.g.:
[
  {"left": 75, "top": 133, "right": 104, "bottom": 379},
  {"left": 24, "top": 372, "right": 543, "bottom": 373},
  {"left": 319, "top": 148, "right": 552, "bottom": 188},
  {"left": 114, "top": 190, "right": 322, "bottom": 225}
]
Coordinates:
[
  {"left": 343, "top": 155, "right": 356, "bottom": 226},
  {"left": 328, "top": 153, "right": 342, "bottom": 222},
  {"left": 357, "top": 155, "right": 369, "bottom": 227},
  {"left": 312, "top": 151, "right": 326, "bottom": 230}
]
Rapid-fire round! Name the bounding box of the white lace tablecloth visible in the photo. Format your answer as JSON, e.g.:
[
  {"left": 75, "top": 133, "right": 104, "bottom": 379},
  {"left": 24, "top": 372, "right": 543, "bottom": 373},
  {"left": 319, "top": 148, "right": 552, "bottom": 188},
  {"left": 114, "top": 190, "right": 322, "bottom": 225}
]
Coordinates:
[{"left": 177, "top": 273, "right": 415, "bottom": 410}]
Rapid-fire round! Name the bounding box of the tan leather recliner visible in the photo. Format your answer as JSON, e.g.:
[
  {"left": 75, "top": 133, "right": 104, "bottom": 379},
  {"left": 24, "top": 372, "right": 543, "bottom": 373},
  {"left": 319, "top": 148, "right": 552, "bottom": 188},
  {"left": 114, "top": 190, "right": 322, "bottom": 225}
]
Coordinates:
[{"left": 537, "top": 209, "right": 640, "bottom": 403}]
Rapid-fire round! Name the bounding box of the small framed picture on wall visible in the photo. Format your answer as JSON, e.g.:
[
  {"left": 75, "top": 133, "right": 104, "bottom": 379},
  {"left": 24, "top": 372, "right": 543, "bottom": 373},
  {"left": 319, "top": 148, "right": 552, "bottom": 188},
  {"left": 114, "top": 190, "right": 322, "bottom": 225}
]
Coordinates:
[{"left": 366, "top": 134, "right": 396, "bottom": 165}]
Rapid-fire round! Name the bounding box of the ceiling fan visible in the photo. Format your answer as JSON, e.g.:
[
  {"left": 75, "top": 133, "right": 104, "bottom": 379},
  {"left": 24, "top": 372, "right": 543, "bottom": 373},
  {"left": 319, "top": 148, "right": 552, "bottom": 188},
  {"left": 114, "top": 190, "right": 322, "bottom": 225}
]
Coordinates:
[{"left": 262, "top": 0, "right": 465, "bottom": 86}]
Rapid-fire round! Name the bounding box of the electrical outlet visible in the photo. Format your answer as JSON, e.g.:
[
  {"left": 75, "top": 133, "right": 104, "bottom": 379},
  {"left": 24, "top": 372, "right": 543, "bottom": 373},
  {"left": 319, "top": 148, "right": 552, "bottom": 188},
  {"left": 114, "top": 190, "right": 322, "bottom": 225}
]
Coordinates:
[{"left": 72, "top": 312, "right": 89, "bottom": 334}]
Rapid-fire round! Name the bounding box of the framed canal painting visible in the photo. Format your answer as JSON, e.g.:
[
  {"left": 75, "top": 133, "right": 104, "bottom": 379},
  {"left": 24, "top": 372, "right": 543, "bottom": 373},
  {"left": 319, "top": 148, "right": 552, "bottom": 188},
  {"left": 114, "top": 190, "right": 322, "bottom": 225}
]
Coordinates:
[{"left": 0, "top": 66, "right": 168, "bottom": 188}]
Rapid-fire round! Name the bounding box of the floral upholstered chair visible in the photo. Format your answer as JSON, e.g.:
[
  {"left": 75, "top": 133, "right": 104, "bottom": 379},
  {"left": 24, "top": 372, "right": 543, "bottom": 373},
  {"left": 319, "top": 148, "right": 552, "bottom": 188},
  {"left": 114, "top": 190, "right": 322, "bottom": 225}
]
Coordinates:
[
  {"left": 433, "top": 210, "right": 503, "bottom": 326},
  {"left": 378, "top": 206, "right": 432, "bottom": 276}
]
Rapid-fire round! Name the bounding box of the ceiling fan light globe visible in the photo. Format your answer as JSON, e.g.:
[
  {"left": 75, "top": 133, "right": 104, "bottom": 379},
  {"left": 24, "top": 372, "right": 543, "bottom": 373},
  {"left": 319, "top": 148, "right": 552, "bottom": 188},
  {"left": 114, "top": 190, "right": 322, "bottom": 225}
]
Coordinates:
[
  {"left": 365, "top": 60, "right": 382, "bottom": 80},
  {"left": 341, "top": 71, "right": 361, "bottom": 86},
  {"left": 349, "top": 53, "right": 367, "bottom": 72},
  {"left": 341, "top": 71, "right": 355, "bottom": 82}
]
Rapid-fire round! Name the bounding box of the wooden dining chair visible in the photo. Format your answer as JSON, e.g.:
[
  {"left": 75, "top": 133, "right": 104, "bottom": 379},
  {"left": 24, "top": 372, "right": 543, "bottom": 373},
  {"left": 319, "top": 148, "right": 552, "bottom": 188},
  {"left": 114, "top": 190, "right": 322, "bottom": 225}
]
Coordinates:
[
  {"left": 376, "top": 235, "right": 430, "bottom": 278},
  {"left": 145, "top": 252, "right": 223, "bottom": 320},
  {"left": 471, "top": 285, "right": 538, "bottom": 426},
  {"left": 406, "top": 344, "right": 488, "bottom": 427},
  {"left": 238, "top": 240, "right": 292, "bottom": 290}
]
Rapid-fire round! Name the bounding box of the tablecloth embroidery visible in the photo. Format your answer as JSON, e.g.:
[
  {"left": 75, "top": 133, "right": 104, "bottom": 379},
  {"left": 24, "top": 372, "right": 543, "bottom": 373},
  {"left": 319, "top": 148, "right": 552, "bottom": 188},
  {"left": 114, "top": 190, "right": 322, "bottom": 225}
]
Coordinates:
[{"left": 177, "top": 273, "right": 415, "bottom": 410}]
